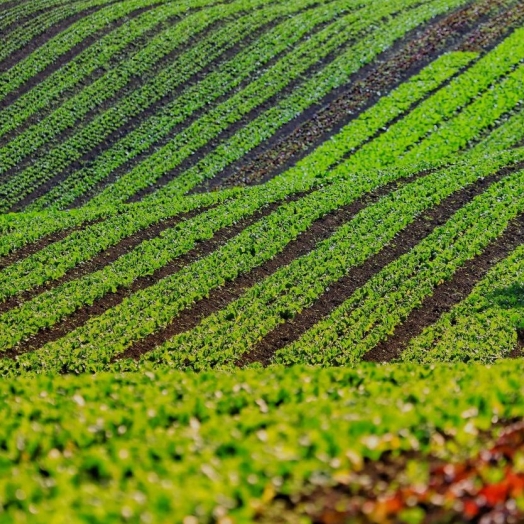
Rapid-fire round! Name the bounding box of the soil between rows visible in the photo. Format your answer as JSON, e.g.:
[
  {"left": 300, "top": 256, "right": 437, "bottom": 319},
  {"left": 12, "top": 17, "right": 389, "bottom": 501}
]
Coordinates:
[
  {"left": 115, "top": 166, "right": 438, "bottom": 362},
  {"left": 5, "top": 195, "right": 306, "bottom": 358},
  {"left": 2, "top": 0, "right": 243, "bottom": 204}
]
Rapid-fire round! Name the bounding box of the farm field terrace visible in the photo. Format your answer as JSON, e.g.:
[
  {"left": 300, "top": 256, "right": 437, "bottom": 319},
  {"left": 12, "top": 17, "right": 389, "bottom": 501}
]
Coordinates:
[{"left": 1, "top": 0, "right": 524, "bottom": 521}]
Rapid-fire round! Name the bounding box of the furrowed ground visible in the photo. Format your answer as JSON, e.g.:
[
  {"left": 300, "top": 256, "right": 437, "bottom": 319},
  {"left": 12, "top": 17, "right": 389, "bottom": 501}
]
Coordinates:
[{"left": 1, "top": 0, "right": 524, "bottom": 521}]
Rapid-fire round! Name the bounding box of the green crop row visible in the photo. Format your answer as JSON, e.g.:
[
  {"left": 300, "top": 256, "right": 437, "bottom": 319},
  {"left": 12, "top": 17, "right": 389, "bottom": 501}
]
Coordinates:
[
  {"left": 0, "top": 0, "right": 350, "bottom": 211},
  {"left": 0, "top": 50, "right": 472, "bottom": 256},
  {"left": 0, "top": 362, "right": 522, "bottom": 522},
  {"left": 0, "top": 45, "right": 514, "bottom": 321},
  {"left": 325, "top": 27, "right": 524, "bottom": 177},
  {"left": 398, "top": 63, "right": 524, "bottom": 166},
  {"left": 87, "top": 0, "right": 471, "bottom": 208},
  {"left": 143, "top": 42, "right": 476, "bottom": 204},
  {"left": 153, "top": 24, "right": 524, "bottom": 203},
  {"left": 5, "top": 150, "right": 522, "bottom": 376},
  {"left": 27, "top": 0, "right": 365, "bottom": 212},
  {"left": 0, "top": 187, "right": 243, "bottom": 302},
  {"left": 130, "top": 151, "right": 524, "bottom": 372},
  {"left": 275, "top": 166, "right": 524, "bottom": 366},
  {"left": 0, "top": 0, "right": 119, "bottom": 61},
  {"left": 401, "top": 243, "right": 524, "bottom": 364},
  {"left": 0, "top": 187, "right": 240, "bottom": 262},
  {"left": 1, "top": 68, "right": 516, "bottom": 362},
  {"left": 0, "top": 0, "right": 211, "bottom": 139},
  {"left": 0, "top": 0, "right": 259, "bottom": 169},
  {"left": 0, "top": 0, "right": 100, "bottom": 30}
]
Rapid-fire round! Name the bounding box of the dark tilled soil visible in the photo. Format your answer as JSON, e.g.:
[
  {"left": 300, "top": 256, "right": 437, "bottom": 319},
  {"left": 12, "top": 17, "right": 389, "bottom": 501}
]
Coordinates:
[
  {"left": 363, "top": 214, "right": 524, "bottom": 363},
  {"left": 123, "top": 2, "right": 416, "bottom": 204},
  {"left": 0, "top": 204, "right": 218, "bottom": 315},
  {"left": 0, "top": 217, "right": 106, "bottom": 272},
  {"left": 72, "top": 6, "right": 333, "bottom": 208},
  {"left": 3, "top": 3, "right": 244, "bottom": 208},
  {"left": 238, "top": 163, "right": 522, "bottom": 367},
  {"left": 0, "top": 3, "right": 158, "bottom": 118}
]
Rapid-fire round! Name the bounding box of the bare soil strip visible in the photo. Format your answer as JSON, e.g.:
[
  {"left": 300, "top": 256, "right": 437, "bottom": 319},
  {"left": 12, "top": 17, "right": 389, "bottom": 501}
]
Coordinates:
[
  {"left": 68, "top": 6, "right": 337, "bottom": 208},
  {"left": 115, "top": 169, "right": 436, "bottom": 362},
  {"left": 363, "top": 215, "right": 524, "bottom": 362},
  {"left": 0, "top": 217, "right": 105, "bottom": 272},
  {"left": 237, "top": 164, "right": 521, "bottom": 367},
  {"left": 9, "top": 12, "right": 297, "bottom": 211},
  {"left": 198, "top": 0, "right": 515, "bottom": 192},
  {"left": 0, "top": 1, "right": 121, "bottom": 74},
  {"left": 124, "top": 1, "right": 438, "bottom": 202}
]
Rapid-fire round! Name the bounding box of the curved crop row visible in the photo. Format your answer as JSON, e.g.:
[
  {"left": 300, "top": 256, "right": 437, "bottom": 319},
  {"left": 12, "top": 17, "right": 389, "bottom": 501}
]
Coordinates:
[
  {"left": 0, "top": 0, "right": 124, "bottom": 66},
  {"left": 275, "top": 166, "right": 524, "bottom": 366},
  {"left": 0, "top": 0, "right": 347, "bottom": 211},
  {"left": 0, "top": 0, "right": 193, "bottom": 139},
  {"left": 27, "top": 0, "right": 364, "bottom": 212},
  {"left": 88, "top": 0, "right": 471, "bottom": 208},
  {"left": 129, "top": 151, "right": 524, "bottom": 371}
]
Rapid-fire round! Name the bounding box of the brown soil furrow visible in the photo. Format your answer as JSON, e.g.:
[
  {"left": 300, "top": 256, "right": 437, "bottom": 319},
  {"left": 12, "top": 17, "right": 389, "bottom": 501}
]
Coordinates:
[
  {"left": 0, "top": 217, "right": 106, "bottom": 272},
  {"left": 237, "top": 163, "right": 522, "bottom": 367},
  {"left": 67, "top": 3, "right": 340, "bottom": 208},
  {"left": 9, "top": 9, "right": 292, "bottom": 211},
  {"left": 0, "top": 0, "right": 32, "bottom": 14},
  {"left": 123, "top": 3, "right": 418, "bottom": 204},
  {"left": 510, "top": 329, "right": 524, "bottom": 358},
  {"left": 363, "top": 214, "right": 524, "bottom": 363},
  {"left": 0, "top": 202, "right": 219, "bottom": 315},
  {"left": 197, "top": 0, "right": 511, "bottom": 192},
  {"left": 0, "top": 1, "right": 121, "bottom": 74},
  {"left": 457, "top": 1, "right": 524, "bottom": 52},
  {"left": 7, "top": 196, "right": 303, "bottom": 357},
  {"left": 115, "top": 168, "right": 437, "bottom": 361},
  {"left": 0, "top": 2, "right": 160, "bottom": 115}
]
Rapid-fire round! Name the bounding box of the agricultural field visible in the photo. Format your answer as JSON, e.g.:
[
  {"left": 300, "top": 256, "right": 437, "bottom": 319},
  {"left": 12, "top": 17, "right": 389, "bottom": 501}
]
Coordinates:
[{"left": 1, "top": 0, "right": 524, "bottom": 521}]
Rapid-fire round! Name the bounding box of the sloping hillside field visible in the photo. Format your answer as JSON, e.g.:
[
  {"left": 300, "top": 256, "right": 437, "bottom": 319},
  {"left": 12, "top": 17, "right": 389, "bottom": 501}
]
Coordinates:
[{"left": 1, "top": 0, "right": 524, "bottom": 521}]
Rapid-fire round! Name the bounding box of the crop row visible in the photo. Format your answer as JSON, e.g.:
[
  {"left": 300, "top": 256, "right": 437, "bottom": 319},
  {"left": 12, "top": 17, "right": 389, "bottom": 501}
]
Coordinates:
[
  {"left": 274, "top": 166, "right": 524, "bottom": 366},
  {"left": 398, "top": 63, "right": 524, "bottom": 166},
  {"left": 4, "top": 149, "right": 523, "bottom": 376},
  {"left": 0, "top": 0, "right": 353, "bottom": 211},
  {"left": 0, "top": 361, "right": 522, "bottom": 522},
  {"left": 0, "top": 0, "right": 256, "bottom": 164},
  {"left": 150, "top": 23, "right": 524, "bottom": 203},
  {"left": 0, "top": 0, "right": 125, "bottom": 66},
  {"left": 401, "top": 243, "right": 524, "bottom": 363},
  {"left": 0, "top": 0, "right": 94, "bottom": 31},
  {"left": 128, "top": 150, "right": 524, "bottom": 371},
  {"left": 0, "top": 0, "right": 202, "bottom": 139},
  {"left": 149, "top": 50, "right": 475, "bottom": 203},
  {"left": 327, "top": 27, "right": 524, "bottom": 176},
  {"left": 0, "top": 52, "right": 479, "bottom": 313},
  {"left": 27, "top": 0, "right": 368, "bottom": 212},
  {"left": 0, "top": 57, "right": 515, "bottom": 324},
  {"left": 88, "top": 0, "right": 471, "bottom": 208}
]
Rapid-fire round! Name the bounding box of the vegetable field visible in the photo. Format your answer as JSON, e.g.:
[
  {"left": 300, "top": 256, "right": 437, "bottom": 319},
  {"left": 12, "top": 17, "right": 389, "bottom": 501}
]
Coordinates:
[{"left": 1, "top": 0, "right": 524, "bottom": 521}]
